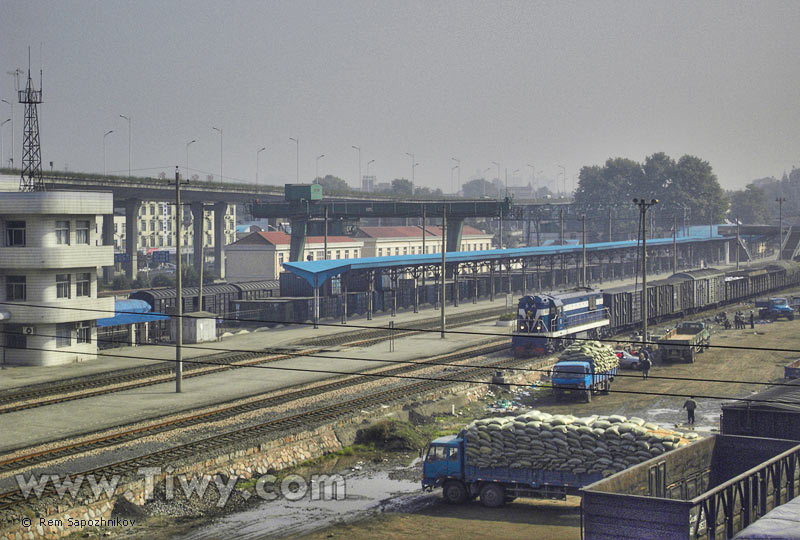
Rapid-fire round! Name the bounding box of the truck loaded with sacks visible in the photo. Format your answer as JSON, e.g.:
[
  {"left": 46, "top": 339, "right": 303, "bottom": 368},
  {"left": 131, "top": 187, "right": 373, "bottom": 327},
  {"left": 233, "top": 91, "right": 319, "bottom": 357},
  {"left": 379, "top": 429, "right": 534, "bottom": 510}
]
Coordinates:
[
  {"left": 422, "top": 410, "right": 696, "bottom": 506},
  {"left": 551, "top": 341, "right": 619, "bottom": 402}
]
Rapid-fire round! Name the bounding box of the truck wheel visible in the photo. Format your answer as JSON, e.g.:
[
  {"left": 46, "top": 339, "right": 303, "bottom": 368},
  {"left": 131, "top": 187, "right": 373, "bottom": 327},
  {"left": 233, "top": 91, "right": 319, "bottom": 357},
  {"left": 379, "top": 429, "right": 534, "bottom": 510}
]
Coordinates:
[
  {"left": 442, "top": 480, "right": 468, "bottom": 504},
  {"left": 480, "top": 484, "right": 505, "bottom": 508}
]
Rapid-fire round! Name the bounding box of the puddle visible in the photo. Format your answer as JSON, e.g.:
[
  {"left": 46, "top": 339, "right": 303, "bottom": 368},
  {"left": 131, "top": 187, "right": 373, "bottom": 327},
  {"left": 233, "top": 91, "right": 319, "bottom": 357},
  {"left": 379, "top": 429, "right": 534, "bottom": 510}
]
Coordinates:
[{"left": 176, "top": 464, "right": 428, "bottom": 540}]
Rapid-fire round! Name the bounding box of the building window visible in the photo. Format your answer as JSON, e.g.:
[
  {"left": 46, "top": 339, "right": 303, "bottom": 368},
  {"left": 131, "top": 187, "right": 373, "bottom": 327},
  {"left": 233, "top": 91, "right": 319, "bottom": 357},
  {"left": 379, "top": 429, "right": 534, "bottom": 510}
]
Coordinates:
[
  {"left": 56, "top": 323, "right": 72, "bottom": 347},
  {"left": 326, "top": 251, "right": 331, "bottom": 259},
  {"left": 335, "top": 250, "right": 341, "bottom": 259},
  {"left": 344, "top": 250, "right": 349, "bottom": 259},
  {"left": 278, "top": 253, "right": 285, "bottom": 265},
  {"left": 395, "top": 247, "right": 400, "bottom": 255},
  {"left": 378, "top": 248, "right": 383, "bottom": 257},
  {"left": 317, "top": 250, "right": 324, "bottom": 259},
  {"left": 56, "top": 274, "right": 71, "bottom": 299},
  {"left": 6, "top": 220, "right": 26, "bottom": 247},
  {"left": 56, "top": 220, "right": 70, "bottom": 245},
  {"left": 76, "top": 220, "right": 90, "bottom": 244},
  {"left": 403, "top": 247, "right": 407, "bottom": 255},
  {"left": 77, "top": 321, "right": 92, "bottom": 344},
  {"left": 5, "top": 325, "right": 26, "bottom": 349},
  {"left": 76, "top": 273, "right": 91, "bottom": 297},
  {"left": 6, "top": 276, "right": 26, "bottom": 301},
  {"left": 353, "top": 249, "right": 358, "bottom": 258}
]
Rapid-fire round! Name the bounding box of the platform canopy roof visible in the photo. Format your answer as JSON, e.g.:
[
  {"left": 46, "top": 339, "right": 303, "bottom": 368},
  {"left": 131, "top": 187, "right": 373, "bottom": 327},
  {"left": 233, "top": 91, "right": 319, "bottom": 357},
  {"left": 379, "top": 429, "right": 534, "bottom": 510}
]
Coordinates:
[
  {"left": 97, "top": 299, "right": 170, "bottom": 328},
  {"left": 283, "top": 233, "right": 729, "bottom": 288}
]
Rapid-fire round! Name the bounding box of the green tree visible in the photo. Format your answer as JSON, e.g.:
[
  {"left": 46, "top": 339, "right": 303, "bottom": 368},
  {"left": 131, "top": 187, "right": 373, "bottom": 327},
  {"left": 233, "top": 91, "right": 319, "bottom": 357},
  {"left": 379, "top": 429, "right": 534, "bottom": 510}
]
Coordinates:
[
  {"left": 391, "top": 178, "right": 413, "bottom": 197},
  {"left": 729, "top": 184, "right": 769, "bottom": 224},
  {"left": 462, "top": 178, "right": 498, "bottom": 199},
  {"left": 151, "top": 273, "right": 175, "bottom": 288},
  {"left": 111, "top": 275, "right": 133, "bottom": 290},
  {"left": 313, "top": 175, "right": 350, "bottom": 193}
]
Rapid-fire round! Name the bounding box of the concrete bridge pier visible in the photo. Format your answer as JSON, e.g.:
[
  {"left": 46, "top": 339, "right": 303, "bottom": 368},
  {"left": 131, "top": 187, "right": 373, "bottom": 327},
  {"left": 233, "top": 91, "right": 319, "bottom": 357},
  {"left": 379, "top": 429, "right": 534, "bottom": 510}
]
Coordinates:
[
  {"left": 124, "top": 199, "right": 140, "bottom": 280},
  {"left": 102, "top": 213, "right": 115, "bottom": 283},
  {"left": 214, "top": 202, "right": 226, "bottom": 279},
  {"left": 191, "top": 202, "right": 205, "bottom": 274}
]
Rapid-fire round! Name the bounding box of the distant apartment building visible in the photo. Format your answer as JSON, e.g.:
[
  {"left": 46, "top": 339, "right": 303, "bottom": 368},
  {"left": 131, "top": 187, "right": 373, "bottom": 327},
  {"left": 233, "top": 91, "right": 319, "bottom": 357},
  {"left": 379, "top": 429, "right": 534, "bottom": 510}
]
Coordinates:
[
  {"left": 226, "top": 232, "right": 364, "bottom": 281},
  {"left": 0, "top": 190, "right": 114, "bottom": 366},
  {"left": 355, "top": 225, "right": 494, "bottom": 257},
  {"left": 111, "top": 201, "right": 236, "bottom": 253}
]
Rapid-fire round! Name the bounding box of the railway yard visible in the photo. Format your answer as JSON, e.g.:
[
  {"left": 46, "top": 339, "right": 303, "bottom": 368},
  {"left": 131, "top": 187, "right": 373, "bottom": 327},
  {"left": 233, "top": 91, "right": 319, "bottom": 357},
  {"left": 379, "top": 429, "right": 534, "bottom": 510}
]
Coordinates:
[{"left": 0, "top": 262, "right": 798, "bottom": 540}]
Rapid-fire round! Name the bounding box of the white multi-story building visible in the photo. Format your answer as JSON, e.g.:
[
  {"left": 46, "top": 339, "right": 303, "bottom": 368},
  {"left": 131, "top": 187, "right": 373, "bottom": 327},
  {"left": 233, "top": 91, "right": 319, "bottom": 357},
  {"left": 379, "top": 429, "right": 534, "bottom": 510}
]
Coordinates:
[
  {"left": 0, "top": 190, "right": 114, "bottom": 366},
  {"left": 356, "top": 225, "right": 494, "bottom": 257},
  {"left": 226, "top": 232, "right": 364, "bottom": 281},
  {"left": 110, "top": 202, "right": 236, "bottom": 252}
]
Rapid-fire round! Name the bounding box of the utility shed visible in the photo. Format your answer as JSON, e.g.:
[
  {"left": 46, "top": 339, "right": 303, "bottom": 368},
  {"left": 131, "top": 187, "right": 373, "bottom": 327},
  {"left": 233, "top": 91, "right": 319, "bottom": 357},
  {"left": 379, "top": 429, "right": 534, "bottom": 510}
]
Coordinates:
[
  {"left": 721, "top": 379, "right": 800, "bottom": 441},
  {"left": 581, "top": 435, "right": 800, "bottom": 540},
  {"left": 172, "top": 311, "right": 217, "bottom": 344}
]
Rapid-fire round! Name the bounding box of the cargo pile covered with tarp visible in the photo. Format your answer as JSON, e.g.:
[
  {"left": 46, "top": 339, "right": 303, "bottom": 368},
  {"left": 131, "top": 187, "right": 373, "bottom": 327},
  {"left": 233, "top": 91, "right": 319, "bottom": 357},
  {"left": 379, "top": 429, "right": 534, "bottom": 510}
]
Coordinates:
[
  {"left": 557, "top": 341, "right": 620, "bottom": 372},
  {"left": 464, "top": 411, "right": 696, "bottom": 476}
]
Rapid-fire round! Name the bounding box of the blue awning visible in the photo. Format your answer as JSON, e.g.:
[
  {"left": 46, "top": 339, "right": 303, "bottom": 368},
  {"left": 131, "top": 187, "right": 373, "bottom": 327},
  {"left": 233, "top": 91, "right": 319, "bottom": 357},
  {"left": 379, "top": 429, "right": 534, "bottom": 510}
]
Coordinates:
[
  {"left": 283, "top": 233, "right": 730, "bottom": 288},
  {"left": 97, "top": 299, "right": 170, "bottom": 328}
]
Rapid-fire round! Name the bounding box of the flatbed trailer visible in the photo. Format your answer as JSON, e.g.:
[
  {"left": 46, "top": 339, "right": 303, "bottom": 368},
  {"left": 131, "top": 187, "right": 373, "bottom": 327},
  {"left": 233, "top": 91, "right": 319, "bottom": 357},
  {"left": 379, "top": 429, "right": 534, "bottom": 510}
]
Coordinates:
[{"left": 581, "top": 435, "right": 800, "bottom": 540}]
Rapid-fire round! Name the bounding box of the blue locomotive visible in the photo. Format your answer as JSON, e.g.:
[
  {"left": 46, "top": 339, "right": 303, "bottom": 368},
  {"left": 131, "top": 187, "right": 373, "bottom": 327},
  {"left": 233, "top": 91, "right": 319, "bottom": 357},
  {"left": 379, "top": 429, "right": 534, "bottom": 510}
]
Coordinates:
[{"left": 512, "top": 290, "right": 610, "bottom": 357}]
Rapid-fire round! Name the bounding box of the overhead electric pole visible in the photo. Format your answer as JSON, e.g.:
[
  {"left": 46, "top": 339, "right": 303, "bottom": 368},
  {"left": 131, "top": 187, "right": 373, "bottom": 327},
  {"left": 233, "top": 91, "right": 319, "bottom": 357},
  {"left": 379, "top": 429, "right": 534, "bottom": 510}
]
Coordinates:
[{"left": 634, "top": 198, "right": 658, "bottom": 350}]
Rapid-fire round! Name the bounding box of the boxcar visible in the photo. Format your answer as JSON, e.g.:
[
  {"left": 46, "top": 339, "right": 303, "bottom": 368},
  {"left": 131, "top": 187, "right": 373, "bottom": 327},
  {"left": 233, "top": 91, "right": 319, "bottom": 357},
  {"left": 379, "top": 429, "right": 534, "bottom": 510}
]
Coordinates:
[{"left": 672, "top": 268, "right": 725, "bottom": 310}]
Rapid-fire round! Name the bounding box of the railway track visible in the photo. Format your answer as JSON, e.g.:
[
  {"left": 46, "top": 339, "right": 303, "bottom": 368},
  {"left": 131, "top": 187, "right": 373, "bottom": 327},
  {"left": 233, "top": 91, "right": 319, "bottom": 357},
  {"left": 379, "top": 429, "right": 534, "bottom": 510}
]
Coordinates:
[
  {"left": 0, "top": 306, "right": 509, "bottom": 414},
  {"left": 0, "top": 344, "right": 533, "bottom": 511},
  {"left": 0, "top": 340, "right": 510, "bottom": 474}
]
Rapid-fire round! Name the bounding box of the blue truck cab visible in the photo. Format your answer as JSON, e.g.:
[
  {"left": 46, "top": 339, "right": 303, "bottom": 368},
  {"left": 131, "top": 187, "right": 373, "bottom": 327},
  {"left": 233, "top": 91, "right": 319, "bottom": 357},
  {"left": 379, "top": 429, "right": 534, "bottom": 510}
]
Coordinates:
[
  {"left": 551, "top": 359, "right": 616, "bottom": 403},
  {"left": 422, "top": 433, "right": 603, "bottom": 506},
  {"left": 756, "top": 297, "right": 795, "bottom": 321}
]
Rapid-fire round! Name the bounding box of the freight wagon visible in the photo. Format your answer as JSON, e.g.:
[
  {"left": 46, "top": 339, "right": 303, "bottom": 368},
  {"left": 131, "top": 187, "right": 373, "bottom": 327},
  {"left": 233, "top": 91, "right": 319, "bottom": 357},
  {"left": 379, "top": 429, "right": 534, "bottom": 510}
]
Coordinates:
[
  {"left": 721, "top": 379, "right": 800, "bottom": 441},
  {"left": 581, "top": 435, "right": 800, "bottom": 540}
]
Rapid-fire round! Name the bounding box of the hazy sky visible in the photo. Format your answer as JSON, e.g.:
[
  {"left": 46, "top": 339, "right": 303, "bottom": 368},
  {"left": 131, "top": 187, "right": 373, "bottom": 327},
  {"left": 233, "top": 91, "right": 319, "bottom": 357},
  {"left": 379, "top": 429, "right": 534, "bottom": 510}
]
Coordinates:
[{"left": 2, "top": 1, "right": 799, "bottom": 193}]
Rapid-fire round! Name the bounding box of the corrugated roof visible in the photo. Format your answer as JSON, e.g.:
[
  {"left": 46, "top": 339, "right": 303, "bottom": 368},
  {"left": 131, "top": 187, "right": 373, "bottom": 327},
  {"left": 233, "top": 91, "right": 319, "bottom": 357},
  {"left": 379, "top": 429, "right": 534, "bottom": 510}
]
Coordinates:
[
  {"left": 722, "top": 379, "right": 800, "bottom": 413},
  {"left": 97, "top": 300, "right": 169, "bottom": 328},
  {"left": 356, "top": 225, "right": 489, "bottom": 239},
  {"left": 232, "top": 280, "right": 280, "bottom": 292},
  {"left": 284, "top": 234, "right": 730, "bottom": 288},
  {"left": 229, "top": 231, "right": 357, "bottom": 247}
]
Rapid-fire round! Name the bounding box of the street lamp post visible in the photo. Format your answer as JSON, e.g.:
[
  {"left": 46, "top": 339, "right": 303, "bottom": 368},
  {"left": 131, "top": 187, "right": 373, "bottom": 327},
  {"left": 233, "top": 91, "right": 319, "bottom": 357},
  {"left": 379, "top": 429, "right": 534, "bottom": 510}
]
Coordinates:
[
  {"left": 405, "top": 152, "right": 415, "bottom": 194},
  {"left": 634, "top": 198, "right": 658, "bottom": 350},
  {"left": 777, "top": 197, "right": 787, "bottom": 259},
  {"left": 527, "top": 164, "right": 535, "bottom": 197},
  {"left": 352, "top": 145, "right": 361, "bottom": 189},
  {"left": 558, "top": 165, "right": 565, "bottom": 198},
  {"left": 185, "top": 139, "right": 197, "bottom": 181},
  {"left": 1, "top": 118, "right": 10, "bottom": 169},
  {"left": 212, "top": 127, "right": 223, "bottom": 182},
  {"left": 256, "top": 147, "right": 266, "bottom": 185},
  {"left": 451, "top": 157, "right": 460, "bottom": 194},
  {"left": 102, "top": 130, "right": 114, "bottom": 176},
  {"left": 315, "top": 154, "right": 325, "bottom": 181},
  {"left": 289, "top": 137, "right": 299, "bottom": 182},
  {"left": 119, "top": 114, "right": 131, "bottom": 177},
  {"left": 1, "top": 99, "right": 12, "bottom": 169}
]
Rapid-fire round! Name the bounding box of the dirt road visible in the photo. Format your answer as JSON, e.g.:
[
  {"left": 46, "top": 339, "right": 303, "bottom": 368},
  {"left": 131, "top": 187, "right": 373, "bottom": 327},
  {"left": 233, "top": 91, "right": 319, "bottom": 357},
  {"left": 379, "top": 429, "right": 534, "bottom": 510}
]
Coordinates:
[{"left": 298, "top": 316, "right": 800, "bottom": 540}]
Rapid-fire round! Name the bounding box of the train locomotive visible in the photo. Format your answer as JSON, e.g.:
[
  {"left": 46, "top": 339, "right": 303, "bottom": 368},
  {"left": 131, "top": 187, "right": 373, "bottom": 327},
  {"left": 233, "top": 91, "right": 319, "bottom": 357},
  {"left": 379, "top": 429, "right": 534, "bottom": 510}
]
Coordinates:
[
  {"left": 513, "top": 260, "right": 800, "bottom": 358},
  {"left": 512, "top": 290, "right": 610, "bottom": 356}
]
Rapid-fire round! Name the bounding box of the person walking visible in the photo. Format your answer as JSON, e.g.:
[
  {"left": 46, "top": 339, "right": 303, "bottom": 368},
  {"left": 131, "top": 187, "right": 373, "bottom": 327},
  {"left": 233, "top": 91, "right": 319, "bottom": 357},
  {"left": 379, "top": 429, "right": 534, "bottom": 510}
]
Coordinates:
[
  {"left": 641, "top": 355, "right": 652, "bottom": 379},
  {"left": 749, "top": 310, "right": 755, "bottom": 329},
  {"left": 683, "top": 397, "right": 698, "bottom": 426}
]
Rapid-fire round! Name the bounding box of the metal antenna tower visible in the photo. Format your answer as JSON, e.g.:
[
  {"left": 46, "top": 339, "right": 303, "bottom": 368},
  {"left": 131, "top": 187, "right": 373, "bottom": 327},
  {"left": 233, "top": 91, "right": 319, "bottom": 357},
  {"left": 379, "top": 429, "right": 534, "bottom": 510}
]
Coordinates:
[{"left": 18, "top": 50, "right": 44, "bottom": 192}]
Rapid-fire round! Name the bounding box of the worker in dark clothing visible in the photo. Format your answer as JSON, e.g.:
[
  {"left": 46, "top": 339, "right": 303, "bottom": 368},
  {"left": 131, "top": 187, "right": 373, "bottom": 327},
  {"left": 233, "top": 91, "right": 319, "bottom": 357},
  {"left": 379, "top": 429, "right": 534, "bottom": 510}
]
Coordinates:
[
  {"left": 683, "top": 397, "right": 698, "bottom": 425},
  {"left": 641, "top": 355, "right": 652, "bottom": 379},
  {"left": 749, "top": 310, "right": 755, "bottom": 329}
]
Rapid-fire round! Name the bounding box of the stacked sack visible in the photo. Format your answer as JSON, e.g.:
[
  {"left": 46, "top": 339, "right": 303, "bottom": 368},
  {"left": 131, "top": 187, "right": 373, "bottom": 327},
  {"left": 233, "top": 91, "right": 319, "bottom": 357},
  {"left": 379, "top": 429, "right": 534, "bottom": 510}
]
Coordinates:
[
  {"left": 558, "top": 341, "right": 620, "bottom": 372},
  {"left": 463, "top": 411, "right": 694, "bottom": 477}
]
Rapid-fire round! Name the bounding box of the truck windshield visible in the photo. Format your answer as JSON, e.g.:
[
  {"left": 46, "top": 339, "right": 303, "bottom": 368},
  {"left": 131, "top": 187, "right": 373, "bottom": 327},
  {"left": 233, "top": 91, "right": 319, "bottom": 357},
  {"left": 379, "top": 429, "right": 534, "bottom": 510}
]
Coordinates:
[
  {"left": 426, "top": 445, "right": 447, "bottom": 462},
  {"left": 772, "top": 299, "right": 788, "bottom": 306},
  {"left": 554, "top": 365, "right": 587, "bottom": 378}
]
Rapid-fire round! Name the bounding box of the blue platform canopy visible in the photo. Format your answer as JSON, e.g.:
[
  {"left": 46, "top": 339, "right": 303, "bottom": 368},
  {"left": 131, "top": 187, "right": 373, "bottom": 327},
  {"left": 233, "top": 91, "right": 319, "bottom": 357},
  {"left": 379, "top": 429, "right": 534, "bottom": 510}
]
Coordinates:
[
  {"left": 97, "top": 299, "right": 170, "bottom": 328},
  {"left": 283, "top": 233, "right": 729, "bottom": 288}
]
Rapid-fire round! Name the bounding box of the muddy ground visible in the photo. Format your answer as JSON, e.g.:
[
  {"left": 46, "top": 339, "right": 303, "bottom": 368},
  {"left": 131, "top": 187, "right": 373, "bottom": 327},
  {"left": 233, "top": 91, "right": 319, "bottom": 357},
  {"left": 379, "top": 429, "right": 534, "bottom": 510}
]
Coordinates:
[
  {"left": 295, "top": 313, "right": 799, "bottom": 540},
  {"left": 70, "top": 310, "right": 799, "bottom": 540}
]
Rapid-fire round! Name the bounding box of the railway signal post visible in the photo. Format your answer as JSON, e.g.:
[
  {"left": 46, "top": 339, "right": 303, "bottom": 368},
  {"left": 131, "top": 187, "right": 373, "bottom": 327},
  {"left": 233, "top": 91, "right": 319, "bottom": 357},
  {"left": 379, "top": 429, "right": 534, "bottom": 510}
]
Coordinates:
[{"left": 634, "top": 198, "right": 658, "bottom": 349}]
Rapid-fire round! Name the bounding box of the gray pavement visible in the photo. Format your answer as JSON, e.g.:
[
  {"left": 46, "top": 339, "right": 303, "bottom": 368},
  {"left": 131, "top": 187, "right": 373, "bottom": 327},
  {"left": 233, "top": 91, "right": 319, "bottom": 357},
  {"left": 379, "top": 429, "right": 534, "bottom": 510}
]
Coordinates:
[{"left": 0, "top": 319, "right": 505, "bottom": 453}]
